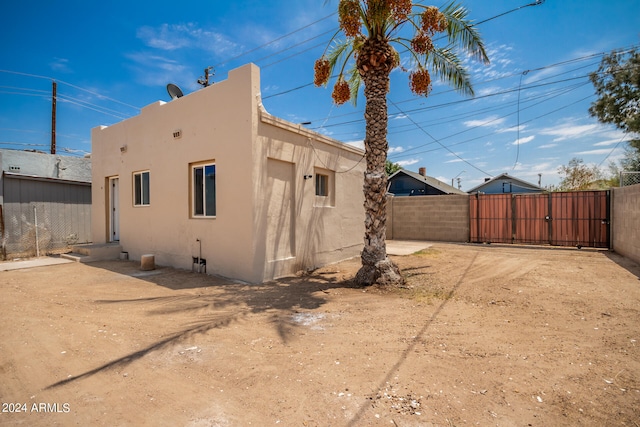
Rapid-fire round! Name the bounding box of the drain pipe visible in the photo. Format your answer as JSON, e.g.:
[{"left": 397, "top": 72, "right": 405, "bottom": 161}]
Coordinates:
[{"left": 196, "top": 238, "right": 201, "bottom": 273}]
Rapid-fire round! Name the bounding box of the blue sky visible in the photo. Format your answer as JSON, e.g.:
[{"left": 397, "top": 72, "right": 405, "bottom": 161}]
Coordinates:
[{"left": 1, "top": 0, "right": 638, "bottom": 190}]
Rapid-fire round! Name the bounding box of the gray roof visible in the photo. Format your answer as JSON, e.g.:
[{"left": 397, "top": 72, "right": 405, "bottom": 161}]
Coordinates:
[
  {"left": 389, "top": 169, "right": 467, "bottom": 195},
  {"left": 0, "top": 149, "right": 91, "bottom": 183},
  {"left": 467, "top": 173, "right": 543, "bottom": 193}
]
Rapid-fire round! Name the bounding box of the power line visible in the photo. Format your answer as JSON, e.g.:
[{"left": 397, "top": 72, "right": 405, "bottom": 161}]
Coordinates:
[
  {"left": 389, "top": 99, "right": 492, "bottom": 176},
  {"left": 389, "top": 92, "right": 596, "bottom": 161},
  {"left": 597, "top": 134, "right": 629, "bottom": 168},
  {"left": 312, "top": 72, "right": 594, "bottom": 132},
  {"left": 513, "top": 71, "right": 528, "bottom": 170},
  {"left": 212, "top": 13, "right": 337, "bottom": 70},
  {"left": 0, "top": 69, "right": 141, "bottom": 112}
]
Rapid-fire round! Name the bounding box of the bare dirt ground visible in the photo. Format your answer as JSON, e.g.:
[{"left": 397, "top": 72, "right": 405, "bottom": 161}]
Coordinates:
[{"left": 1, "top": 242, "right": 639, "bottom": 426}]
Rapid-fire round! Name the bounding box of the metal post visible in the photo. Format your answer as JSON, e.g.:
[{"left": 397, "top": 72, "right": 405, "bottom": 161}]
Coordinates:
[
  {"left": 33, "top": 205, "right": 40, "bottom": 257},
  {"left": 196, "top": 238, "right": 202, "bottom": 273},
  {"left": 51, "top": 80, "right": 56, "bottom": 154}
]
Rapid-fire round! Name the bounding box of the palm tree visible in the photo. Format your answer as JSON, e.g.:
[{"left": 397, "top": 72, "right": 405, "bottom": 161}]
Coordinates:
[{"left": 315, "top": 0, "right": 489, "bottom": 286}]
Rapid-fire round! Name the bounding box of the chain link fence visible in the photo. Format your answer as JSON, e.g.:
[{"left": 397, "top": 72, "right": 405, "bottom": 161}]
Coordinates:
[
  {"left": 2, "top": 202, "right": 90, "bottom": 260},
  {"left": 620, "top": 171, "right": 640, "bottom": 187}
]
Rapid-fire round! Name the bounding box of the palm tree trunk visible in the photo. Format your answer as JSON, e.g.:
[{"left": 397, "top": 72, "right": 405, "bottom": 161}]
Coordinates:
[{"left": 354, "top": 39, "right": 403, "bottom": 287}]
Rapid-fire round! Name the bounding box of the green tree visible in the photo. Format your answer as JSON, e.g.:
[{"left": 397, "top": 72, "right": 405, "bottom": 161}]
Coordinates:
[
  {"left": 385, "top": 160, "right": 402, "bottom": 176},
  {"left": 557, "top": 158, "right": 602, "bottom": 191},
  {"left": 589, "top": 48, "right": 640, "bottom": 171},
  {"left": 314, "top": 0, "right": 488, "bottom": 286}
]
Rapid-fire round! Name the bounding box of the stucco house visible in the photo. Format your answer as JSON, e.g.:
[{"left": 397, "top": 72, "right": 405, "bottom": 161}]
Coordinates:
[
  {"left": 388, "top": 168, "right": 466, "bottom": 196},
  {"left": 90, "top": 63, "right": 365, "bottom": 283},
  {"left": 468, "top": 173, "right": 543, "bottom": 194},
  {"left": 0, "top": 149, "right": 91, "bottom": 258}
]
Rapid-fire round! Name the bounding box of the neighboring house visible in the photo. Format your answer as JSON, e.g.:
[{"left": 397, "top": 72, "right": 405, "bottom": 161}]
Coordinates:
[
  {"left": 91, "top": 63, "right": 365, "bottom": 284},
  {"left": 468, "top": 173, "right": 544, "bottom": 194},
  {"left": 0, "top": 149, "right": 91, "bottom": 258},
  {"left": 388, "top": 168, "right": 467, "bottom": 196}
]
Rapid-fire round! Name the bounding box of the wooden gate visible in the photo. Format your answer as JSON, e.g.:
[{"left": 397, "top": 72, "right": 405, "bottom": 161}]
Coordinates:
[{"left": 470, "top": 191, "right": 610, "bottom": 248}]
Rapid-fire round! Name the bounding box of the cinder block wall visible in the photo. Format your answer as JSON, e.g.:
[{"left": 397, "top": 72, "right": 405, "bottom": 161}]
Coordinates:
[
  {"left": 386, "top": 195, "right": 469, "bottom": 242},
  {"left": 612, "top": 184, "right": 640, "bottom": 265}
]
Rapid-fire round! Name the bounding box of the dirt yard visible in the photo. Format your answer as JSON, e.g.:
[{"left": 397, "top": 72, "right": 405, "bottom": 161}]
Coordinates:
[{"left": 1, "top": 242, "right": 639, "bottom": 426}]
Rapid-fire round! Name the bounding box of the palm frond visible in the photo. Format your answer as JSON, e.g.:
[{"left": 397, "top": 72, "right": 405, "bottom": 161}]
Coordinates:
[
  {"left": 427, "top": 45, "right": 474, "bottom": 96},
  {"left": 326, "top": 38, "right": 357, "bottom": 78},
  {"left": 440, "top": 1, "right": 489, "bottom": 65},
  {"left": 347, "top": 65, "right": 362, "bottom": 105}
]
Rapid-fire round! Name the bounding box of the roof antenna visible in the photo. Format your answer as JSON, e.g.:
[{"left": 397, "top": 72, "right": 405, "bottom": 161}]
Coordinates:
[{"left": 197, "top": 66, "right": 214, "bottom": 88}]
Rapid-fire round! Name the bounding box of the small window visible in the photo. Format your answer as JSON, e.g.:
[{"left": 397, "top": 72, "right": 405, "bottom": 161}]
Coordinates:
[
  {"left": 315, "top": 173, "right": 328, "bottom": 197},
  {"left": 133, "top": 171, "right": 150, "bottom": 206},
  {"left": 192, "top": 162, "right": 216, "bottom": 217}
]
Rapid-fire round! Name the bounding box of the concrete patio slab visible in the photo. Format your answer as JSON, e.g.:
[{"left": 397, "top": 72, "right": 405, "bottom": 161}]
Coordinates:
[
  {"left": 386, "top": 240, "right": 433, "bottom": 256},
  {"left": 0, "top": 256, "right": 74, "bottom": 272}
]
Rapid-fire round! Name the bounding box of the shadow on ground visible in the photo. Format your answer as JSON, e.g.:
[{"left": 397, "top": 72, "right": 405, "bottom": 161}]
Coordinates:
[{"left": 46, "top": 259, "right": 362, "bottom": 390}]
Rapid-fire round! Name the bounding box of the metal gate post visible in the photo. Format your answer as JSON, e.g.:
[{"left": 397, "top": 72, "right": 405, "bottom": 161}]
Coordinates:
[
  {"left": 606, "top": 190, "right": 611, "bottom": 249},
  {"left": 511, "top": 194, "right": 517, "bottom": 244},
  {"left": 547, "top": 193, "right": 553, "bottom": 245}
]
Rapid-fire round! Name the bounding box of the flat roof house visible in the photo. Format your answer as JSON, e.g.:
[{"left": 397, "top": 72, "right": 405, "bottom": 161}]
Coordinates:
[{"left": 91, "top": 64, "right": 365, "bottom": 283}]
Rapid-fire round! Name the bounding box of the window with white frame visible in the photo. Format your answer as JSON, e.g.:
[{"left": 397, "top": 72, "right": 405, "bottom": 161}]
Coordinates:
[
  {"left": 133, "top": 171, "right": 150, "bottom": 206},
  {"left": 191, "top": 162, "right": 216, "bottom": 217}
]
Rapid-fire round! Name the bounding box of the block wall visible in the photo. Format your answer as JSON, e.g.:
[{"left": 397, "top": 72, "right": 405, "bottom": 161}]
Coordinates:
[
  {"left": 386, "top": 195, "right": 469, "bottom": 242},
  {"left": 612, "top": 184, "right": 640, "bottom": 265}
]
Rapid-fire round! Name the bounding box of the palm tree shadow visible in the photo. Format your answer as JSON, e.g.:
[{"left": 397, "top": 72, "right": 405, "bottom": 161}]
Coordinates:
[{"left": 45, "top": 261, "right": 361, "bottom": 390}]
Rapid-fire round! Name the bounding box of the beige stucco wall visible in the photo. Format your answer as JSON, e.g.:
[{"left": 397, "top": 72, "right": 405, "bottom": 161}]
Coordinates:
[
  {"left": 612, "top": 184, "right": 640, "bottom": 265},
  {"left": 91, "top": 63, "right": 364, "bottom": 283},
  {"left": 256, "top": 109, "right": 365, "bottom": 280},
  {"left": 386, "top": 195, "right": 470, "bottom": 242}
]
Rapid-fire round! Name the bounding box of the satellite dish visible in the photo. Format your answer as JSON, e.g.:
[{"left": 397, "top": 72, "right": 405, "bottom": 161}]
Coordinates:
[{"left": 166, "top": 83, "right": 184, "bottom": 100}]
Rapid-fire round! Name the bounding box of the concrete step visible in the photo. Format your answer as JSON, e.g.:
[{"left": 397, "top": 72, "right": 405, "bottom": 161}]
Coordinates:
[
  {"left": 61, "top": 253, "right": 94, "bottom": 263},
  {"left": 67, "top": 243, "right": 123, "bottom": 262}
]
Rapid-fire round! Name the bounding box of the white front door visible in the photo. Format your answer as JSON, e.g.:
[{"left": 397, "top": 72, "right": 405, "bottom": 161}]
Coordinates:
[{"left": 109, "top": 177, "right": 120, "bottom": 242}]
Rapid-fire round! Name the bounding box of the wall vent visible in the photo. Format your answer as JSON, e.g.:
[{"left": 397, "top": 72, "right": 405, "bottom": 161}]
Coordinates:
[
  {"left": 173, "top": 129, "right": 182, "bottom": 139},
  {"left": 9, "top": 165, "right": 20, "bottom": 172}
]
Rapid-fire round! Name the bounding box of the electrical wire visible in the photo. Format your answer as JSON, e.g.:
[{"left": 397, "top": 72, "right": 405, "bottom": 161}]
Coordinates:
[
  {"left": 389, "top": 92, "right": 597, "bottom": 161},
  {"left": 513, "top": 71, "right": 528, "bottom": 170},
  {"left": 389, "top": 99, "right": 492, "bottom": 176},
  {"left": 211, "top": 13, "right": 337, "bottom": 70},
  {"left": 597, "top": 134, "right": 629, "bottom": 168}
]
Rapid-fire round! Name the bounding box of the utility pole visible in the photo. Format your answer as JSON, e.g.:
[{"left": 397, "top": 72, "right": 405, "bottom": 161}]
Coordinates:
[
  {"left": 51, "top": 80, "right": 57, "bottom": 154},
  {"left": 197, "top": 66, "right": 214, "bottom": 88}
]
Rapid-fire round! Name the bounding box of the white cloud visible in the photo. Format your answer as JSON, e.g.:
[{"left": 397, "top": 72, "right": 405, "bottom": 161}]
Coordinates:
[
  {"left": 475, "top": 85, "right": 503, "bottom": 97},
  {"left": 137, "top": 23, "right": 240, "bottom": 56},
  {"left": 574, "top": 148, "right": 621, "bottom": 156},
  {"left": 397, "top": 158, "right": 419, "bottom": 167},
  {"left": 512, "top": 135, "right": 535, "bottom": 145},
  {"left": 593, "top": 138, "right": 625, "bottom": 147},
  {"left": 125, "top": 52, "right": 189, "bottom": 87},
  {"left": 49, "top": 57, "right": 72, "bottom": 73},
  {"left": 466, "top": 43, "right": 514, "bottom": 81},
  {"left": 391, "top": 113, "right": 408, "bottom": 120},
  {"left": 496, "top": 124, "right": 527, "bottom": 134},
  {"left": 345, "top": 140, "right": 364, "bottom": 150},
  {"left": 388, "top": 146, "right": 404, "bottom": 154},
  {"left": 538, "top": 143, "right": 558, "bottom": 149},
  {"left": 539, "top": 123, "right": 601, "bottom": 142},
  {"left": 463, "top": 115, "right": 507, "bottom": 128}
]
